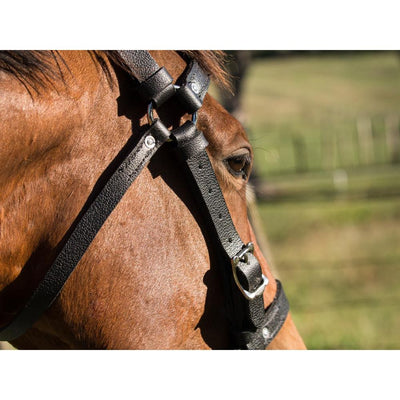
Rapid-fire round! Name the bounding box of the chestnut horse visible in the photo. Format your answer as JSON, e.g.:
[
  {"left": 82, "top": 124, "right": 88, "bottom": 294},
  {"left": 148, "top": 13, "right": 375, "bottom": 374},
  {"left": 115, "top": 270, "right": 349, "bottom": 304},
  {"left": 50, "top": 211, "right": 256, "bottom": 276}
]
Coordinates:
[{"left": 0, "top": 50, "right": 305, "bottom": 349}]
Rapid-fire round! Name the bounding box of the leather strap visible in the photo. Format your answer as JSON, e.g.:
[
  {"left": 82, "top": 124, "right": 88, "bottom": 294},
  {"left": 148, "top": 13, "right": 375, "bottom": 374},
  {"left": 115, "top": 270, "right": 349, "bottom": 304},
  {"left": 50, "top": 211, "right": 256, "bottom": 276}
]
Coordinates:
[
  {"left": 118, "top": 50, "right": 210, "bottom": 112},
  {"left": 173, "top": 122, "right": 265, "bottom": 291},
  {"left": 175, "top": 59, "right": 211, "bottom": 113},
  {"left": 0, "top": 121, "right": 170, "bottom": 341},
  {"left": 118, "top": 50, "right": 175, "bottom": 107},
  {"left": 117, "top": 50, "right": 161, "bottom": 82},
  {"left": 235, "top": 280, "right": 290, "bottom": 349},
  {"left": 172, "top": 121, "right": 289, "bottom": 349}
]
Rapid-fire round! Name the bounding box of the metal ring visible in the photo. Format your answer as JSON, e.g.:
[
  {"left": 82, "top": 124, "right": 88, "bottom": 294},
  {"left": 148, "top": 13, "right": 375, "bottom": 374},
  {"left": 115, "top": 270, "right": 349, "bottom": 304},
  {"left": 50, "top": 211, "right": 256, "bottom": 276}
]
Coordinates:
[
  {"left": 147, "top": 102, "right": 198, "bottom": 126},
  {"left": 147, "top": 102, "right": 155, "bottom": 125}
]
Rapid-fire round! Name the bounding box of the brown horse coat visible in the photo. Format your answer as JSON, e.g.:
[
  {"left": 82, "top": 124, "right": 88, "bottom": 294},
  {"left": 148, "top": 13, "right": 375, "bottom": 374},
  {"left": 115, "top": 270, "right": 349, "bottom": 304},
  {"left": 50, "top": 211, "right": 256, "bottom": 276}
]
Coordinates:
[{"left": 0, "top": 51, "right": 305, "bottom": 349}]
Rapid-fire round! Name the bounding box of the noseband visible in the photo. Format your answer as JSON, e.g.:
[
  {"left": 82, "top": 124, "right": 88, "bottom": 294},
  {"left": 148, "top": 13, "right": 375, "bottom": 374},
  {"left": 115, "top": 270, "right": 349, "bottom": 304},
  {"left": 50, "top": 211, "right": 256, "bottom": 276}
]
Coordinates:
[{"left": 0, "top": 51, "right": 289, "bottom": 349}]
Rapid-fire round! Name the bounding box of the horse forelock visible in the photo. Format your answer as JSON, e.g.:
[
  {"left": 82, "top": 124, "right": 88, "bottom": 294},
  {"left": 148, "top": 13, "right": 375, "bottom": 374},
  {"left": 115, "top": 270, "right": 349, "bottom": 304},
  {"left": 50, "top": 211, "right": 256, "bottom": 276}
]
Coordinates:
[{"left": 0, "top": 50, "right": 231, "bottom": 94}]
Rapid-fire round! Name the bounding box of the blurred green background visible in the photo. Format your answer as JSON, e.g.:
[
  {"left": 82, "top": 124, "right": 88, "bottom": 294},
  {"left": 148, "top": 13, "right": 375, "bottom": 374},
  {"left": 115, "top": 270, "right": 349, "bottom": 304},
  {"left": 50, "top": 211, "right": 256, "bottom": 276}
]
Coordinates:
[
  {"left": 219, "top": 51, "right": 400, "bottom": 349},
  {"left": 1, "top": 51, "right": 398, "bottom": 351}
]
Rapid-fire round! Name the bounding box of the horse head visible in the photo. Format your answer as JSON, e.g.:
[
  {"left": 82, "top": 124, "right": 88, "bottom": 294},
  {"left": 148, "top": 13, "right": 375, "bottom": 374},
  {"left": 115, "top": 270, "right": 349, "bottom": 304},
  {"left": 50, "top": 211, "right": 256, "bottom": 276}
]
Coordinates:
[{"left": 0, "top": 50, "right": 305, "bottom": 349}]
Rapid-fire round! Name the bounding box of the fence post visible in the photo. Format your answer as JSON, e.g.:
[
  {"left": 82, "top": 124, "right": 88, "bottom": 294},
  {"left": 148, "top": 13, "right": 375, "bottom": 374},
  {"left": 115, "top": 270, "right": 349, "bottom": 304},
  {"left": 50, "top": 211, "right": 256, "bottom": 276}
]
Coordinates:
[
  {"left": 357, "top": 116, "right": 374, "bottom": 165},
  {"left": 292, "top": 135, "right": 308, "bottom": 173},
  {"left": 385, "top": 114, "right": 400, "bottom": 163},
  {"left": 321, "top": 130, "right": 334, "bottom": 170}
]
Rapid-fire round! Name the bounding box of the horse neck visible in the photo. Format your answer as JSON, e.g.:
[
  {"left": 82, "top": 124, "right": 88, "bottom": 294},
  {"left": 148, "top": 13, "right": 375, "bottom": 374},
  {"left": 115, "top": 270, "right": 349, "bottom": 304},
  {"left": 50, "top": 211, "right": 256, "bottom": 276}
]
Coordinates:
[{"left": 0, "top": 51, "right": 132, "bottom": 291}]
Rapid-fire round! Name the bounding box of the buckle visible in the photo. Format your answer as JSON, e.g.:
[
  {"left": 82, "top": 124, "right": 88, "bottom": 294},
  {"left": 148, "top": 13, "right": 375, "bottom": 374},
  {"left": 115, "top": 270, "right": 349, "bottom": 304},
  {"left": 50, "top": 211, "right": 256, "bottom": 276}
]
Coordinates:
[{"left": 231, "top": 242, "right": 269, "bottom": 300}]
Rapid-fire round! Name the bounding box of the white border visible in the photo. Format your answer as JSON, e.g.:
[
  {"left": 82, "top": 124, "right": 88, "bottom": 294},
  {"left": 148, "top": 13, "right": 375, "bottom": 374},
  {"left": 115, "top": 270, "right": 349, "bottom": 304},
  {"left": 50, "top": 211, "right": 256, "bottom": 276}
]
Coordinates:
[
  {"left": 1, "top": 2, "right": 398, "bottom": 398},
  {"left": 0, "top": 0, "right": 399, "bottom": 49},
  {"left": 0, "top": 351, "right": 399, "bottom": 399}
]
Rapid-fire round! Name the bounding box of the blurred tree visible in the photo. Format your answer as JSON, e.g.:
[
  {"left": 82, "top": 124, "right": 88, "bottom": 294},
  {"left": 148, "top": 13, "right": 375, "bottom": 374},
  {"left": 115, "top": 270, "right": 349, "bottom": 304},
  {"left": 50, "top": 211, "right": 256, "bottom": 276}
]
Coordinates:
[
  {"left": 219, "top": 51, "right": 263, "bottom": 190},
  {"left": 219, "top": 50, "right": 253, "bottom": 122}
]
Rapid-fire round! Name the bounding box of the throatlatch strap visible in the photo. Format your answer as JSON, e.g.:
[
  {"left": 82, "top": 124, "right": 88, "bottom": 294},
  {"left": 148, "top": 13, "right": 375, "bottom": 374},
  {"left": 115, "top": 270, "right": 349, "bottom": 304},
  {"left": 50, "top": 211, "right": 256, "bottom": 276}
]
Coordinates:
[{"left": 0, "top": 121, "right": 170, "bottom": 341}]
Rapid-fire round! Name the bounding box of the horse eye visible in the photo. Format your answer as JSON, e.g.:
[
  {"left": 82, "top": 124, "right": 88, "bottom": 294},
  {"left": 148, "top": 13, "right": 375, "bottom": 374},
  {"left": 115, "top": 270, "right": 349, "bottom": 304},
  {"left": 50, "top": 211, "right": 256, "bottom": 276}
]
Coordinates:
[
  {"left": 225, "top": 153, "right": 251, "bottom": 179},
  {"left": 228, "top": 157, "right": 247, "bottom": 173}
]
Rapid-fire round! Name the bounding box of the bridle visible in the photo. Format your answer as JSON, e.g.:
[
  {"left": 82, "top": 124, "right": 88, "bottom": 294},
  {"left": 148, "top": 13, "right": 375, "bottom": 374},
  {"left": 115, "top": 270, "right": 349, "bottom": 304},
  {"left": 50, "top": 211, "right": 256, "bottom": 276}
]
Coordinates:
[{"left": 0, "top": 51, "right": 289, "bottom": 349}]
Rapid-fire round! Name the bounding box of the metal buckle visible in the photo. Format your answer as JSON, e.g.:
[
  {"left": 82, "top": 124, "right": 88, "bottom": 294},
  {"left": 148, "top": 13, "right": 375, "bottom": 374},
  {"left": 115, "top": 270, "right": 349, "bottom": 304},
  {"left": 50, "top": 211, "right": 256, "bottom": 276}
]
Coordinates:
[{"left": 231, "top": 242, "right": 269, "bottom": 300}]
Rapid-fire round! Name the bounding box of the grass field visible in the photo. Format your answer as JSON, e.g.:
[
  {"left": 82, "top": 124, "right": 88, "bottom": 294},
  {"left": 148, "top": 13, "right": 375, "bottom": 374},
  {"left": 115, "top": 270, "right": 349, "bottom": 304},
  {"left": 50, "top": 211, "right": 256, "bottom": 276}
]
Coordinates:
[
  {"left": 242, "top": 51, "right": 400, "bottom": 349},
  {"left": 258, "top": 198, "right": 400, "bottom": 349},
  {"left": 244, "top": 51, "right": 400, "bottom": 175}
]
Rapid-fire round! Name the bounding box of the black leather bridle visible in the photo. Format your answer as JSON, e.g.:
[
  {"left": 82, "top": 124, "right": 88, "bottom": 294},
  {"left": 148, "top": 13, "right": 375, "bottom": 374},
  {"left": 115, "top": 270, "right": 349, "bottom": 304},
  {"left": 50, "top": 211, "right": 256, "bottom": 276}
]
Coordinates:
[{"left": 0, "top": 51, "right": 289, "bottom": 349}]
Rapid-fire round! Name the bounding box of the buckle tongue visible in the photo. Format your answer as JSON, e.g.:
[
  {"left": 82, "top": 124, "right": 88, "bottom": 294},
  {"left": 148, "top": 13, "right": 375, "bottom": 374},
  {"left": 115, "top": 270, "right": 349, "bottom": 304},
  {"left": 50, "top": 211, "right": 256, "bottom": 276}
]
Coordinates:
[{"left": 231, "top": 242, "right": 269, "bottom": 300}]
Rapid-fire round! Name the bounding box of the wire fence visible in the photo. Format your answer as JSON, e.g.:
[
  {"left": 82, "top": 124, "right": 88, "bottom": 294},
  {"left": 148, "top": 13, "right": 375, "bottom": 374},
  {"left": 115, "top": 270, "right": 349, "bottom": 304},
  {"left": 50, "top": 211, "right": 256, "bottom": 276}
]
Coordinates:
[
  {"left": 253, "top": 114, "right": 400, "bottom": 176},
  {"left": 293, "top": 296, "right": 400, "bottom": 313}
]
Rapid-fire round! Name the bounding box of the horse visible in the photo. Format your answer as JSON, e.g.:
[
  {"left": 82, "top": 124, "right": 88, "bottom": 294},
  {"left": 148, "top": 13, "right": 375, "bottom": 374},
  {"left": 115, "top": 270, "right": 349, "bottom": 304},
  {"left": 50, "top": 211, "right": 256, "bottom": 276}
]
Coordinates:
[{"left": 0, "top": 50, "right": 305, "bottom": 349}]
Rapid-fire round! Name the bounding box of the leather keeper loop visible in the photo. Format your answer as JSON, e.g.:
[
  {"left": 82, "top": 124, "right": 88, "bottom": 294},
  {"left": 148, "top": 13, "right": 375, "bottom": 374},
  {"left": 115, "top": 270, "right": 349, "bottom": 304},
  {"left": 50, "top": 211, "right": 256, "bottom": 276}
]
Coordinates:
[
  {"left": 139, "top": 67, "right": 175, "bottom": 107},
  {"left": 148, "top": 119, "right": 171, "bottom": 142},
  {"left": 172, "top": 121, "right": 208, "bottom": 159},
  {"left": 233, "top": 280, "right": 290, "bottom": 349},
  {"left": 236, "top": 257, "right": 264, "bottom": 293},
  {"left": 176, "top": 85, "right": 203, "bottom": 113}
]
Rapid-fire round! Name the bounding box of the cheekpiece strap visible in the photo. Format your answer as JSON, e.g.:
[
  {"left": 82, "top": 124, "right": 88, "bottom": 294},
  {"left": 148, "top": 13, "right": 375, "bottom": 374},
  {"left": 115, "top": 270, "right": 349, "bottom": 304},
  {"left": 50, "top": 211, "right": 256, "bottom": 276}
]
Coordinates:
[{"left": 171, "top": 120, "right": 289, "bottom": 349}]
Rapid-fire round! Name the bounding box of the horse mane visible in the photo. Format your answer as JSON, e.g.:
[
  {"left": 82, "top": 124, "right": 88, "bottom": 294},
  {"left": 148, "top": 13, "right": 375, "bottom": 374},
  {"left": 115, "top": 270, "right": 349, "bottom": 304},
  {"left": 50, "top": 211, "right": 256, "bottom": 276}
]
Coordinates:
[{"left": 0, "top": 50, "right": 230, "bottom": 93}]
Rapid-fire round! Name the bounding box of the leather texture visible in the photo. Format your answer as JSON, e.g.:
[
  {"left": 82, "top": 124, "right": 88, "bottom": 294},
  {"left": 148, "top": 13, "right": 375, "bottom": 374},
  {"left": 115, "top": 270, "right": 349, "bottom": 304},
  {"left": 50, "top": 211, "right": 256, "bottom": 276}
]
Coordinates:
[
  {"left": 119, "top": 51, "right": 176, "bottom": 107},
  {"left": 117, "top": 50, "right": 160, "bottom": 82},
  {"left": 178, "top": 59, "right": 210, "bottom": 102},
  {"left": 235, "top": 280, "right": 290, "bottom": 349},
  {"left": 176, "top": 60, "right": 211, "bottom": 113},
  {"left": 172, "top": 120, "right": 209, "bottom": 159},
  {"left": 118, "top": 51, "right": 210, "bottom": 112},
  {"left": 139, "top": 67, "right": 175, "bottom": 107}
]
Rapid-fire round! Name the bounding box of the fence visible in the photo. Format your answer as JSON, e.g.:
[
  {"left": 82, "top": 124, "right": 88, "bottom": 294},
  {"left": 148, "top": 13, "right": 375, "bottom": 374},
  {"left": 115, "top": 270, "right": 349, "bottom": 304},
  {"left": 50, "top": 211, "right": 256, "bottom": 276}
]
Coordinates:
[{"left": 253, "top": 114, "right": 400, "bottom": 177}]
